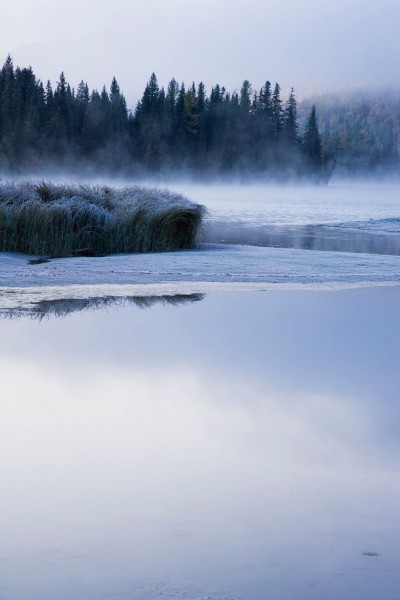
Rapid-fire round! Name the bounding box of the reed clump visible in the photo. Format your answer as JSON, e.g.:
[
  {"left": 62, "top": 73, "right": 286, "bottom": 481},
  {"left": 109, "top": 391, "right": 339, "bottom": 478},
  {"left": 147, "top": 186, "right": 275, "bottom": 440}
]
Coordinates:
[{"left": 0, "top": 181, "right": 206, "bottom": 257}]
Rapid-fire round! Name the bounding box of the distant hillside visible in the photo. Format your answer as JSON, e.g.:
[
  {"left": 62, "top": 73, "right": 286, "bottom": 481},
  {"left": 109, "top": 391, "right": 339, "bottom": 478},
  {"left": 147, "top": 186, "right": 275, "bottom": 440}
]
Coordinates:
[{"left": 299, "top": 90, "right": 400, "bottom": 175}]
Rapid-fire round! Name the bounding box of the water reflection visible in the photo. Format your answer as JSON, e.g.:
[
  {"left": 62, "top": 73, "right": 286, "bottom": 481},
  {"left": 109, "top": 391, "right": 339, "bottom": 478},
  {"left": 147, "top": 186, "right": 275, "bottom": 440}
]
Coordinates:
[
  {"left": 0, "top": 288, "right": 399, "bottom": 600},
  {"left": 0, "top": 293, "right": 204, "bottom": 320}
]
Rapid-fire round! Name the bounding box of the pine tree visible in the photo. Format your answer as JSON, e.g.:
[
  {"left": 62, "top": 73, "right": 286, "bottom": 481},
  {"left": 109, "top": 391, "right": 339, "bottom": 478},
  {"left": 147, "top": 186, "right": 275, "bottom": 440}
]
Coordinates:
[
  {"left": 53, "top": 72, "right": 71, "bottom": 146},
  {"left": 175, "top": 83, "right": 186, "bottom": 147},
  {"left": 283, "top": 87, "right": 299, "bottom": 146},
  {"left": 75, "top": 80, "right": 90, "bottom": 142},
  {"left": 14, "top": 67, "right": 45, "bottom": 163},
  {"left": 140, "top": 73, "right": 160, "bottom": 116},
  {"left": 81, "top": 90, "right": 107, "bottom": 155},
  {"left": 109, "top": 76, "right": 128, "bottom": 133},
  {"left": 162, "top": 78, "right": 180, "bottom": 155},
  {"left": 239, "top": 80, "right": 252, "bottom": 114},
  {"left": 303, "top": 105, "right": 322, "bottom": 171},
  {"left": 0, "top": 55, "right": 16, "bottom": 164},
  {"left": 252, "top": 80, "right": 273, "bottom": 170},
  {"left": 165, "top": 78, "right": 179, "bottom": 116},
  {"left": 196, "top": 81, "right": 207, "bottom": 158},
  {"left": 184, "top": 84, "right": 199, "bottom": 149},
  {"left": 259, "top": 81, "right": 272, "bottom": 117},
  {"left": 271, "top": 83, "right": 284, "bottom": 141},
  {"left": 237, "top": 80, "right": 255, "bottom": 167},
  {"left": 135, "top": 74, "right": 163, "bottom": 169},
  {"left": 206, "top": 84, "right": 227, "bottom": 161}
]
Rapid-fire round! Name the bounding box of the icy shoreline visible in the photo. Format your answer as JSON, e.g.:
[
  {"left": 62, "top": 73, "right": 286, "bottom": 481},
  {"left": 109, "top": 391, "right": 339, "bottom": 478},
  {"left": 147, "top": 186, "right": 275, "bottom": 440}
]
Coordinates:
[
  {"left": 1, "top": 244, "right": 399, "bottom": 288},
  {"left": 1, "top": 244, "right": 399, "bottom": 312}
]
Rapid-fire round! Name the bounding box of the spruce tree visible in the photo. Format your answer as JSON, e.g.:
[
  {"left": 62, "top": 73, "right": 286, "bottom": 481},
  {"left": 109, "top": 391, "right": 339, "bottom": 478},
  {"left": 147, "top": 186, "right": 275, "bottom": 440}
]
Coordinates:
[
  {"left": 239, "top": 80, "right": 252, "bottom": 114},
  {"left": 0, "top": 55, "right": 16, "bottom": 164},
  {"left": 140, "top": 73, "right": 159, "bottom": 116},
  {"left": 175, "top": 82, "right": 186, "bottom": 155},
  {"left": 271, "top": 83, "right": 283, "bottom": 141},
  {"left": 183, "top": 84, "right": 199, "bottom": 164},
  {"left": 75, "top": 80, "right": 90, "bottom": 141},
  {"left": 283, "top": 87, "right": 299, "bottom": 146},
  {"left": 53, "top": 72, "right": 71, "bottom": 146},
  {"left": 109, "top": 76, "right": 128, "bottom": 133},
  {"left": 165, "top": 78, "right": 179, "bottom": 117},
  {"left": 303, "top": 105, "right": 322, "bottom": 171},
  {"left": 163, "top": 78, "right": 179, "bottom": 153}
]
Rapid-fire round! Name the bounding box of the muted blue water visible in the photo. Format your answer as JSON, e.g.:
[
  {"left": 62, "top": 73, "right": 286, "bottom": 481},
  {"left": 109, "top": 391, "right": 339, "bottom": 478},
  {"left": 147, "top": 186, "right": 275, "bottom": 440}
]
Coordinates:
[
  {"left": 0, "top": 288, "right": 399, "bottom": 599},
  {"left": 0, "top": 183, "right": 399, "bottom": 599},
  {"left": 196, "top": 183, "right": 400, "bottom": 255}
]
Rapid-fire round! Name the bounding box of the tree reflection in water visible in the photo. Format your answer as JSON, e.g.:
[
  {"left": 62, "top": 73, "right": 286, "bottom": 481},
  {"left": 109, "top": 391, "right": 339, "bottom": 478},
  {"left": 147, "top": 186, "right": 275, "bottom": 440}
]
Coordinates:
[{"left": 0, "top": 293, "right": 205, "bottom": 320}]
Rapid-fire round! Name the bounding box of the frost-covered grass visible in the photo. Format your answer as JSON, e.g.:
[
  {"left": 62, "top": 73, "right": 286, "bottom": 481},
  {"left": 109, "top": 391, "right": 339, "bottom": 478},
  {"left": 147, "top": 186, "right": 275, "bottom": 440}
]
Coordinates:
[{"left": 0, "top": 181, "right": 205, "bottom": 257}]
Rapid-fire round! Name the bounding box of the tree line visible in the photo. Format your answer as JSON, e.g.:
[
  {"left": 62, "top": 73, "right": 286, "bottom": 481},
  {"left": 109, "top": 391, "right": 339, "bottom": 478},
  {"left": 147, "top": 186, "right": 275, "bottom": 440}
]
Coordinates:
[{"left": 0, "top": 55, "right": 330, "bottom": 178}]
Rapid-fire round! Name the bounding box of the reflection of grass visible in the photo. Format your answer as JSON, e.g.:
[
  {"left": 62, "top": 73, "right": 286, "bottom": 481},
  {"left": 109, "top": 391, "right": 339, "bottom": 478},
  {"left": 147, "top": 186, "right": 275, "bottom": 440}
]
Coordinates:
[
  {"left": 0, "top": 181, "right": 205, "bottom": 257},
  {"left": 1, "top": 294, "right": 205, "bottom": 320}
]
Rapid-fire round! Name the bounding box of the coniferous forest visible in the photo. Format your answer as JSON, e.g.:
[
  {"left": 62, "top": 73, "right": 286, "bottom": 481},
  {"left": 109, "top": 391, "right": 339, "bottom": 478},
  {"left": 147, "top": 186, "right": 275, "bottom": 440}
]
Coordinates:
[{"left": 0, "top": 56, "right": 399, "bottom": 179}]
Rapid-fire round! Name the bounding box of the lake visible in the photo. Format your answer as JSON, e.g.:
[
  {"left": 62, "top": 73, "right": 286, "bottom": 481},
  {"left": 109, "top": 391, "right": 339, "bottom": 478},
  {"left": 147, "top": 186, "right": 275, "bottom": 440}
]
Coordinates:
[{"left": 0, "top": 181, "right": 399, "bottom": 599}]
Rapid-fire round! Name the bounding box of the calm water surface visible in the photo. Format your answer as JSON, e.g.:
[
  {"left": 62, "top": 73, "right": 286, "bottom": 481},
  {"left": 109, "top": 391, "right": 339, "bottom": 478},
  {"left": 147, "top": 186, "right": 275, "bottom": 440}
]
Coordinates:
[
  {"left": 1, "top": 288, "right": 400, "bottom": 600},
  {"left": 176, "top": 181, "right": 400, "bottom": 255}
]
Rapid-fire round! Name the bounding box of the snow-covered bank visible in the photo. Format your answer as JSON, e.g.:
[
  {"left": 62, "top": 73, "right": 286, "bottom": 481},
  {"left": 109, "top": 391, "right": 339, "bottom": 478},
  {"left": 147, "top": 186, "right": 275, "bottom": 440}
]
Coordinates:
[{"left": 1, "top": 245, "right": 399, "bottom": 288}]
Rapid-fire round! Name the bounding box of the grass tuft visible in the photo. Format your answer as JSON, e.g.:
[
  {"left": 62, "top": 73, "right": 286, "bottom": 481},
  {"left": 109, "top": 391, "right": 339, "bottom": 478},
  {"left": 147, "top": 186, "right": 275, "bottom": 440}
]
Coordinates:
[{"left": 0, "top": 181, "right": 206, "bottom": 257}]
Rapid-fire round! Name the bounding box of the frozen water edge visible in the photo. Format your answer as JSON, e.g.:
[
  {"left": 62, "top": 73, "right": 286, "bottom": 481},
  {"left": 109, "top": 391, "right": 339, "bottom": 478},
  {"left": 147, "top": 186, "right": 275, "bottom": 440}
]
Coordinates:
[{"left": 1, "top": 244, "right": 399, "bottom": 310}]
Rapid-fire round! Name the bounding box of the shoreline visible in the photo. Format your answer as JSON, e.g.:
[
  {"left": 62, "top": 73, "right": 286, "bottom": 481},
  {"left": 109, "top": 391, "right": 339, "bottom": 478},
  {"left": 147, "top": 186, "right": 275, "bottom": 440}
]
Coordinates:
[{"left": 1, "top": 245, "right": 399, "bottom": 291}]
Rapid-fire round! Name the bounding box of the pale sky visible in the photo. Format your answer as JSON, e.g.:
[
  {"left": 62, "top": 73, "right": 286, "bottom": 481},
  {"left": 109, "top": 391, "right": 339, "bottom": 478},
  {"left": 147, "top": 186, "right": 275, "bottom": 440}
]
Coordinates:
[{"left": 1, "top": 0, "right": 399, "bottom": 107}]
